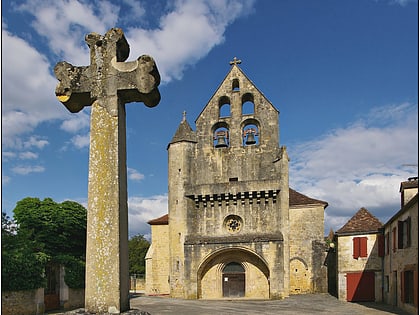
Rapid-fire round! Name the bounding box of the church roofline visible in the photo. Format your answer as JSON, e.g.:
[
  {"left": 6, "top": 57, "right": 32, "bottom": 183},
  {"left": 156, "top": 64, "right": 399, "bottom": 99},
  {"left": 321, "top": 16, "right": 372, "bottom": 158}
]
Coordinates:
[{"left": 194, "top": 62, "right": 279, "bottom": 125}]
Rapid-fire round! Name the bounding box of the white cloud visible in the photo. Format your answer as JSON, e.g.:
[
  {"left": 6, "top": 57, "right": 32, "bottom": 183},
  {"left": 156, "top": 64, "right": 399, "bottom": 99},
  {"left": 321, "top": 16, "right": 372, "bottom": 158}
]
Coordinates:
[
  {"left": 60, "top": 110, "right": 91, "bottom": 133},
  {"left": 15, "top": 0, "right": 119, "bottom": 65},
  {"left": 289, "top": 103, "right": 418, "bottom": 233},
  {"left": 23, "top": 136, "right": 49, "bottom": 150},
  {"left": 71, "top": 134, "right": 91, "bottom": 149},
  {"left": 128, "top": 194, "right": 168, "bottom": 237},
  {"left": 12, "top": 165, "right": 45, "bottom": 175},
  {"left": 1, "top": 28, "right": 68, "bottom": 149},
  {"left": 128, "top": 168, "right": 145, "bottom": 181},
  {"left": 126, "top": 0, "right": 255, "bottom": 82},
  {"left": 19, "top": 152, "right": 39, "bottom": 160}
]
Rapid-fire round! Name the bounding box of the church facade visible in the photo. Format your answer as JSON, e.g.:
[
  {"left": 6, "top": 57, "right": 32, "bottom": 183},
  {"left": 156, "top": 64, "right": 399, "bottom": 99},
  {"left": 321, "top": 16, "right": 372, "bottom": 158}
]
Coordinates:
[{"left": 145, "top": 60, "right": 328, "bottom": 299}]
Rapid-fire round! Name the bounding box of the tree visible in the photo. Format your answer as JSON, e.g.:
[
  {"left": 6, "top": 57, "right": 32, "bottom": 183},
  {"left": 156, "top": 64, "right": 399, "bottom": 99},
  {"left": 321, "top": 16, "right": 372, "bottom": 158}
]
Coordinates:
[
  {"left": 2, "top": 197, "right": 87, "bottom": 290},
  {"left": 128, "top": 234, "right": 150, "bottom": 275}
]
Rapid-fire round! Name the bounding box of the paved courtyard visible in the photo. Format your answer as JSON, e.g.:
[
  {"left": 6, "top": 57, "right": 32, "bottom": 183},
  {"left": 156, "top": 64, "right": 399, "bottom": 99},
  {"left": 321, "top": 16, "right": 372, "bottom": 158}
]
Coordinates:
[{"left": 127, "top": 293, "right": 410, "bottom": 315}]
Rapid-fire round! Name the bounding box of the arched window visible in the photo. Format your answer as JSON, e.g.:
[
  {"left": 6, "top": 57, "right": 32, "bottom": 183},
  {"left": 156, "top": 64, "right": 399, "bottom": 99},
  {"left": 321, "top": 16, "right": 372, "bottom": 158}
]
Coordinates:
[
  {"left": 243, "top": 122, "right": 259, "bottom": 146},
  {"left": 232, "top": 79, "right": 240, "bottom": 91},
  {"left": 223, "top": 262, "right": 244, "bottom": 273},
  {"left": 242, "top": 93, "right": 254, "bottom": 115},
  {"left": 219, "top": 96, "right": 231, "bottom": 117}
]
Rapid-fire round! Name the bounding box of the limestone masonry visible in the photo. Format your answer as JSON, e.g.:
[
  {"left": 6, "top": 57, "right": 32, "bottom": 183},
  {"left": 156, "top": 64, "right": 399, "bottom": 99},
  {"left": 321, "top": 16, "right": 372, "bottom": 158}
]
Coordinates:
[{"left": 146, "top": 59, "right": 328, "bottom": 299}]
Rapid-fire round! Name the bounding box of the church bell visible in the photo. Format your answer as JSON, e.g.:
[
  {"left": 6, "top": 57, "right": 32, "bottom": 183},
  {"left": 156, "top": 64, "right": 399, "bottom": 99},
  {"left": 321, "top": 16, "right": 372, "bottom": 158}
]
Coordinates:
[
  {"left": 215, "top": 134, "right": 228, "bottom": 148},
  {"left": 245, "top": 132, "right": 256, "bottom": 145}
]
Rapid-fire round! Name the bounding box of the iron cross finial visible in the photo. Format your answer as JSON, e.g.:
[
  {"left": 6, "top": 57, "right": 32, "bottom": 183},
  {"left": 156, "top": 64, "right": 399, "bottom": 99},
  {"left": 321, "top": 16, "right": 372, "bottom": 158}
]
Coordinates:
[{"left": 229, "top": 56, "right": 242, "bottom": 66}]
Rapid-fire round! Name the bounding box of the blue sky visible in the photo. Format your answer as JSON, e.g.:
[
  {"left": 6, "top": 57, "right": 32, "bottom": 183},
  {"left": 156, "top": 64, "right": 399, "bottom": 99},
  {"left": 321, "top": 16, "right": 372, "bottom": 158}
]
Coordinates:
[{"left": 2, "top": 0, "right": 418, "bottom": 238}]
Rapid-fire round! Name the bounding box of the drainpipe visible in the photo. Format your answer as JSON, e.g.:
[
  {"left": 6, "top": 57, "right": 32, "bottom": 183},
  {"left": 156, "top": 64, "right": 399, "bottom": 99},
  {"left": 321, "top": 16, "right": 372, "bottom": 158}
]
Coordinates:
[{"left": 379, "top": 227, "right": 385, "bottom": 303}]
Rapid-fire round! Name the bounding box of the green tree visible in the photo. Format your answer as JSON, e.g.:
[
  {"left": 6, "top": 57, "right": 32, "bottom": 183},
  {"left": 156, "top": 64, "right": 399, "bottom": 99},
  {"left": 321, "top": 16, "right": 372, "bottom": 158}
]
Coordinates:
[
  {"left": 2, "top": 197, "right": 87, "bottom": 290},
  {"left": 128, "top": 234, "right": 150, "bottom": 275}
]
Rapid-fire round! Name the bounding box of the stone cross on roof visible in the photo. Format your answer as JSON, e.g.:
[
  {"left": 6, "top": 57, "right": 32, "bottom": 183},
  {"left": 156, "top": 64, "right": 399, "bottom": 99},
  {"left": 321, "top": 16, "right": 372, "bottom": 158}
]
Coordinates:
[
  {"left": 53, "top": 28, "right": 161, "bottom": 314},
  {"left": 229, "top": 56, "right": 242, "bottom": 66}
]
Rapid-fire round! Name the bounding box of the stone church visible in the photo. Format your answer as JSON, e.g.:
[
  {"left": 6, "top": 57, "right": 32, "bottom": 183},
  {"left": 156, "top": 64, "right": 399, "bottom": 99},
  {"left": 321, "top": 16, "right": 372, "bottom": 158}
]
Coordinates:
[{"left": 145, "top": 59, "right": 328, "bottom": 299}]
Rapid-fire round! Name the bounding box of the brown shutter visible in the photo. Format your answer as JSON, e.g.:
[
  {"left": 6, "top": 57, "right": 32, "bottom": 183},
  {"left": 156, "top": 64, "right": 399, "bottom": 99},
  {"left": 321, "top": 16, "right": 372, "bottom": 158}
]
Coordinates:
[
  {"left": 360, "top": 237, "right": 368, "bottom": 258},
  {"left": 392, "top": 227, "right": 397, "bottom": 252},
  {"left": 401, "top": 271, "right": 405, "bottom": 302},
  {"left": 353, "top": 237, "right": 360, "bottom": 259},
  {"left": 378, "top": 234, "right": 384, "bottom": 257},
  {"left": 398, "top": 221, "right": 404, "bottom": 249},
  {"left": 407, "top": 217, "right": 411, "bottom": 247}
]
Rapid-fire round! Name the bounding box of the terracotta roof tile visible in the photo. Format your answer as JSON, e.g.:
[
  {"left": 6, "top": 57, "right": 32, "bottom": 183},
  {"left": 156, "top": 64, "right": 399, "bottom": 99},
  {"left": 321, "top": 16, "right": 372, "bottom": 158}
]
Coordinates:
[
  {"left": 148, "top": 214, "right": 168, "bottom": 225},
  {"left": 336, "top": 207, "right": 383, "bottom": 235},
  {"left": 289, "top": 188, "right": 328, "bottom": 207}
]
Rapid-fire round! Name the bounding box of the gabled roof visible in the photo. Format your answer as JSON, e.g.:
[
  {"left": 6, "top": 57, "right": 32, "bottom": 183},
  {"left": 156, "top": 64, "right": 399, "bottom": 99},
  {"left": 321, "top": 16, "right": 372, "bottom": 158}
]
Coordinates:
[
  {"left": 195, "top": 63, "right": 278, "bottom": 124},
  {"left": 168, "top": 116, "right": 197, "bottom": 147},
  {"left": 148, "top": 214, "right": 168, "bottom": 225},
  {"left": 336, "top": 207, "right": 383, "bottom": 235},
  {"left": 289, "top": 188, "right": 328, "bottom": 208}
]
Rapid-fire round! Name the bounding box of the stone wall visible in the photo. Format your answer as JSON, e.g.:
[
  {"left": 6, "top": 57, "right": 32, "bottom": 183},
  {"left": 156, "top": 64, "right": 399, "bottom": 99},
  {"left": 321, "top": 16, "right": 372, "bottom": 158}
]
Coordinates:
[
  {"left": 2, "top": 288, "right": 44, "bottom": 315},
  {"left": 289, "top": 205, "right": 327, "bottom": 294},
  {"left": 145, "top": 224, "right": 170, "bottom": 295}
]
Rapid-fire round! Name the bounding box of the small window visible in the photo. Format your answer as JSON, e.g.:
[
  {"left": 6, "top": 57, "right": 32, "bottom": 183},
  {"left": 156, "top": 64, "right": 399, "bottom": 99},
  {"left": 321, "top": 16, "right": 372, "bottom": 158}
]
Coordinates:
[
  {"left": 353, "top": 237, "right": 368, "bottom": 259},
  {"left": 232, "top": 79, "right": 240, "bottom": 91},
  {"left": 398, "top": 217, "right": 411, "bottom": 249},
  {"left": 385, "top": 232, "right": 390, "bottom": 255},
  {"left": 378, "top": 234, "right": 385, "bottom": 257},
  {"left": 392, "top": 227, "right": 397, "bottom": 252}
]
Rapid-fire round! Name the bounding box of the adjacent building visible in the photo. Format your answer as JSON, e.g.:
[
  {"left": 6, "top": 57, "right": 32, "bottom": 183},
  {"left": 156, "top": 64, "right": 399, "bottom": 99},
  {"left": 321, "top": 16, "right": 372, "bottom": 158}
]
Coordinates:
[
  {"left": 333, "top": 208, "right": 383, "bottom": 302},
  {"left": 382, "top": 177, "right": 418, "bottom": 314}
]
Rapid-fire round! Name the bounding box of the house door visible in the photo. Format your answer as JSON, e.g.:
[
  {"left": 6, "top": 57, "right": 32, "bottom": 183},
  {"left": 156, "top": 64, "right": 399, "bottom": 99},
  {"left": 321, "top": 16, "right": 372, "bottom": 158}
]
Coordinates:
[
  {"left": 346, "top": 271, "right": 375, "bottom": 302},
  {"left": 222, "top": 262, "right": 245, "bottom": 298},
  {"left": 44, "top": 264, "right": 60, "bottom": 311}
]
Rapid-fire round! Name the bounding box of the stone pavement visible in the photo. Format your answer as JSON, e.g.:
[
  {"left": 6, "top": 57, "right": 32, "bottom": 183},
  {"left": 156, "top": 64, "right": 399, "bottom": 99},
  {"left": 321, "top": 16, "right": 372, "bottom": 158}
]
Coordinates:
[
  {"left": 51, "top": 294, "right": 411, "bottom": 315},
  {"left": 129, "top": 294, "right": 410, "bottom": 315}
]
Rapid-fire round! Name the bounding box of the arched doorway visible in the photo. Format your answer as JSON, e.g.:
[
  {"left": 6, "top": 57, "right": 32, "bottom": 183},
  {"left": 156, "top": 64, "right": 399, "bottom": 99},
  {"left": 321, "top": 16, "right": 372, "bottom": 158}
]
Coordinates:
[
  {"left": 197, "top": 247, "right": 270, "bottom": 299},
  {"left": 222, "top": 262, "right": 245, "bottom": 297}
]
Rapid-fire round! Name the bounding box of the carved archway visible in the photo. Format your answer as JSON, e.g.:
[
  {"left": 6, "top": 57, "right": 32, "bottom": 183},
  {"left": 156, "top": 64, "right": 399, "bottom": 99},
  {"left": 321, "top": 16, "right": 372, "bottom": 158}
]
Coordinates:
[{"left": 197, "top": 247, "right": 270, "bottom": 299}]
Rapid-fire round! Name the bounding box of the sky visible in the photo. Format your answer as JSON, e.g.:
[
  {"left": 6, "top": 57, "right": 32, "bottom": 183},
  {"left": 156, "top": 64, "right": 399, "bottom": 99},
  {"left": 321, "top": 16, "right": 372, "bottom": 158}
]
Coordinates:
[{"left": 2, "top": 0, "right": 418, "bottom": 239}]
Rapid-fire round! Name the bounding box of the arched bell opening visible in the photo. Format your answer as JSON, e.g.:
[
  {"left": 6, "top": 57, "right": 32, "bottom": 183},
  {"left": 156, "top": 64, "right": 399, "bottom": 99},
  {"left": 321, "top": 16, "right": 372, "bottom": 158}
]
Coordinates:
[
  {"left": 197, "top": 247, "right": 270, "bottom": 299},
  {"left": 212, "top": 122, "right": 230, "bottom": 148},
  {"left": 219, "top": 96, "right": 231, "bottom": 118},
  {"left": 242, "top": 119, "right": 260, "bottom": 146},
  {"left": 242, "top": 93, "right": 254, "bottom": 115}
]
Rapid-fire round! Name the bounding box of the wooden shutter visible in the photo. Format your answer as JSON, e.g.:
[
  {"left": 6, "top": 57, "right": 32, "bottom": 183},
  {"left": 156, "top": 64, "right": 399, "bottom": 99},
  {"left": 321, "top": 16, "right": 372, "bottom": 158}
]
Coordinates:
[
  {"left": 401, "top": 271, "right": 405, "bottom": 302},
  {"left": 353, "top": 237, "right": 360, "bottom": 259},
  {"left": 406, "top": 217, "right": 411, "bottom": 247},
  {"left": 378, "top": 234, "right": 384, "bottom": 257},
  {"left": 415, "top": 269, "right": 418, "bottom": 306},
  {"left": 398, "top": 221, "right": 404, "bottom": 249},
  {"left": 360, "top": 237, "right": 368, "bottom": 258},
  {"left": 392, "top": 227, "right": 397, "bottom": 252}
]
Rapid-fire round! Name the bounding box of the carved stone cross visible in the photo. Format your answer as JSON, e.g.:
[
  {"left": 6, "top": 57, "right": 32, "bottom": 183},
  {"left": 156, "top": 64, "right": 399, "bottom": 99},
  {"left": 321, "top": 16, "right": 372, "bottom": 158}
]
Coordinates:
[{"left": 54, "top": 28, "right": 160, "bottom": 314}]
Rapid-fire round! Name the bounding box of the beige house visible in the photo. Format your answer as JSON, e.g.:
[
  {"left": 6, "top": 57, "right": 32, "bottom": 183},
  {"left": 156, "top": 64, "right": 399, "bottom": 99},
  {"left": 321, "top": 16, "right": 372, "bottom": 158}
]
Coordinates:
[
  {"left": 145, "top": 60, "right": 328, "bottom": 299},
  {"left": 333, "top": 208, "right": 383, "bottom": 302},
  {"left": 382, "top": 177, "right": 418, "bottom": 315}
]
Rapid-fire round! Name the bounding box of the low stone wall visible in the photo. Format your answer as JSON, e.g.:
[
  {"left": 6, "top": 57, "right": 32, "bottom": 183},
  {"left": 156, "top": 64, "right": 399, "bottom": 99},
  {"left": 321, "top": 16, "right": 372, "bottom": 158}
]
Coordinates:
[
  {"left": 2, "top": 288, "right": 44, "bottom": 315},
  {"left": 63, "top": 288, "right": 85, "bottom": 310}
]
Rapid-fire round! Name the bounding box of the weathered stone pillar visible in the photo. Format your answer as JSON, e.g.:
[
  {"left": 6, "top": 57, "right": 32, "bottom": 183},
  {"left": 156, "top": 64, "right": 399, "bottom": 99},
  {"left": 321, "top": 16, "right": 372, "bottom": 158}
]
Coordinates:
[{"left": 54, "top": 28, "right": 160, "bottom": 313}]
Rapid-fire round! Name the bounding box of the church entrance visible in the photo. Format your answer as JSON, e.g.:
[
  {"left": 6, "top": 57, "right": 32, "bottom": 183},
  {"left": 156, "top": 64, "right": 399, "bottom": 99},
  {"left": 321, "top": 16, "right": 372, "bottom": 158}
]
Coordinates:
[{"left": 222, "top": 262, "right": 245, "bottom": 297}]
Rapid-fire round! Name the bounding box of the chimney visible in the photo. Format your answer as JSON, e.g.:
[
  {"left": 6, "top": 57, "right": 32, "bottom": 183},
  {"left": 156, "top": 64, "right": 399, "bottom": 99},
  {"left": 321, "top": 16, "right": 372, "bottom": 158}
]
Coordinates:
[{"left": 400, "top": 177, "right": 419, "bottom": 208}]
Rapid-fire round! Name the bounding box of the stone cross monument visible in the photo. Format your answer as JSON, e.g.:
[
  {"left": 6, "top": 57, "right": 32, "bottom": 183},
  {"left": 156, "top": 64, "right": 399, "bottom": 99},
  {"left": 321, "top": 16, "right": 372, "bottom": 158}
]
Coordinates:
[{"left": 54, "top": 28, "right": 160, "bottom": 313}]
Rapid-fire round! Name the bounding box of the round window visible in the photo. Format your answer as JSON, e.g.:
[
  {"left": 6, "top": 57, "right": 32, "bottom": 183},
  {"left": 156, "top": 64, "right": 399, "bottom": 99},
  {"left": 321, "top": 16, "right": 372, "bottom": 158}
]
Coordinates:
[{"left": 224, "top": 215, "right": 243, "bottom": 234}]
